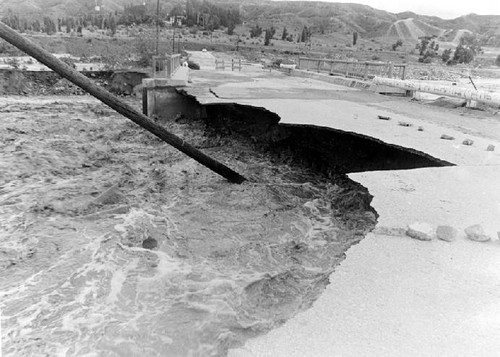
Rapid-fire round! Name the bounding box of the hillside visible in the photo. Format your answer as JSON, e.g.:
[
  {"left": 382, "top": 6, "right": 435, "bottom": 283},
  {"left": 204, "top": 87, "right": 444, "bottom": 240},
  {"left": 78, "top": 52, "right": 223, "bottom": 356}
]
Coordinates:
[
  {"left": 238, "top": 2, "right": 500, "bottom": 43},
  {"left": 387, "top": 18, "right": 444, "bottom": 40},
  {"left": 240, "top": 1, "right": 396, "bottom": 37},
  {"left": 1, "top": 0, "right": 499, "bottom": 45}
]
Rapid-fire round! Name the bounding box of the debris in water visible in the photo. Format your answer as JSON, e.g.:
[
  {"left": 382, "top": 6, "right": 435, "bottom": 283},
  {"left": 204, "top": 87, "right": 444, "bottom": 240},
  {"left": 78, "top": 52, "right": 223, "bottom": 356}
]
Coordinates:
[
  {"left": 93, "top": 184, "right": 125, "bottom": 205},
  {"left": 398, "top": 121, "right": 412, "bottom": 127},
  {"left": 377, "top": 115, "right": 391, "bottom": 120},
  {"left": 462, "top": 139, "right": 474, "bottom": 146},
  {"left": 486, "top": 144, "right": 495, "bottom": 151},
  {"left": 418, "top": 126, "right": 424, "bottom": 132},
  {"left": 142, "top": 237, "right": 158, "bottom": 250}
]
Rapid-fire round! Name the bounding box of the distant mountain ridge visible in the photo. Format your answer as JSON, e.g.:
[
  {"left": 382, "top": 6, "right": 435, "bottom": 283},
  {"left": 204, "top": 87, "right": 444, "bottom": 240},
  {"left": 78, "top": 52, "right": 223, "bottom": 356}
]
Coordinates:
[{"left": 1, "top": 0, "right": 499, "bottom": 44}]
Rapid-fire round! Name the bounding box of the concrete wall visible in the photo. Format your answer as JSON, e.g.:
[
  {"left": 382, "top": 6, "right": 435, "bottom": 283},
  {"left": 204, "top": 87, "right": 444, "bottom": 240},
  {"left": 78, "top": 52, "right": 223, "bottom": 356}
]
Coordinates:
[{"left": 142, "top": 77, "right": 203, "bottom": 120}]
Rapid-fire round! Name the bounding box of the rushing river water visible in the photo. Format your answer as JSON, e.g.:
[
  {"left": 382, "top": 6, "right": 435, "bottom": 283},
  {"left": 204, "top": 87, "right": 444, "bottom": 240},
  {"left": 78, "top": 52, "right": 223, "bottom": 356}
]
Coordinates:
[{"left": 0, "top": 97, "right": 376, "bottom": 356}]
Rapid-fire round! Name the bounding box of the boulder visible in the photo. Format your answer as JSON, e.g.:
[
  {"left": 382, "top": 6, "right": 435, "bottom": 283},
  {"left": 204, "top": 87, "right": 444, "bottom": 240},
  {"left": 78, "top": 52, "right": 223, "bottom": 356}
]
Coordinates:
[
  {"left": 464, "top": 224, "right": 491, "bottom": 242},
  {"left": 406, "top": 222, "right": 434, "bottom": 241},
  {"left": 436, "top": 225, "right": 458, "bottom": 242}
]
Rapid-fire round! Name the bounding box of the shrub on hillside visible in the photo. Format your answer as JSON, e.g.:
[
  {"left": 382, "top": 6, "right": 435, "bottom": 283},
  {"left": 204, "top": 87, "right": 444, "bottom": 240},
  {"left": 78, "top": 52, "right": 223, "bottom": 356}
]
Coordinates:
[
  {"left": 392, "top": 40, "right": 403, "bottom": 51},
  {"left": 441, "top": 49, "right": 452, "bottom": 63}
]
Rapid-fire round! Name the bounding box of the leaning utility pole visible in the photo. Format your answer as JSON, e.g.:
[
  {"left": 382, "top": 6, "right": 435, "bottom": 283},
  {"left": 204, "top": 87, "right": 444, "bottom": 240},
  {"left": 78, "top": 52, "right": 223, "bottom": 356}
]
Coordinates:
[{"left": 0, "top": 22, "right": 246, "bottom": 184}]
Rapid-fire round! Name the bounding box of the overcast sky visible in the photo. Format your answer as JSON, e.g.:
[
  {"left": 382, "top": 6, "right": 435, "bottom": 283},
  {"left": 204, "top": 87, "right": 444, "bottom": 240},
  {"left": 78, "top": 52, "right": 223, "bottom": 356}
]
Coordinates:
[{"left": 276, "top": 0, "right": 499, "bottom": 19}]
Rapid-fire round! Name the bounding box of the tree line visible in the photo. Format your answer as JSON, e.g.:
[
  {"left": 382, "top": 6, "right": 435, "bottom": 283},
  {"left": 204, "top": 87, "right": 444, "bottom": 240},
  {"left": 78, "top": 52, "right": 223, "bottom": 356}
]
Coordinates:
[
  {"left": 1, "top": 0, "right": 242, "bottom": 36},
  {"left": 2, "top": 10, "right": 119, "bottom": 36},
  {"left": 413, "top": 33, "right": 484, "bottom": 65}
]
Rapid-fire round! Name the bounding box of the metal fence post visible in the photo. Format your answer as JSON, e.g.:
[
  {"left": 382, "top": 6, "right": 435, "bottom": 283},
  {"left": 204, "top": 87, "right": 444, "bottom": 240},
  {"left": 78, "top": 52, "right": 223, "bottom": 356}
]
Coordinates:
[{"left": 388, "top": 62, "right": 394, "bottom": 78}]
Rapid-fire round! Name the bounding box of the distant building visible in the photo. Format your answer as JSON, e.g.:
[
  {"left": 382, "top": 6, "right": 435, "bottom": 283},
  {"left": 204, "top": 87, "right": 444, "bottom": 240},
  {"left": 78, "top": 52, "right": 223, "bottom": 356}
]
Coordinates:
[{"left": 166, "top": 16, "right": 186, "bottom": 27}]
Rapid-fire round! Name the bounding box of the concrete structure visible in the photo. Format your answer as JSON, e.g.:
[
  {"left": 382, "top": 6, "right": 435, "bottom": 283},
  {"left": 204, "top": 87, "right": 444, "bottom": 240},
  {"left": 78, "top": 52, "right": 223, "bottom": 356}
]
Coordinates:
[
  {"left": 142, "top": 56, "right": 190, "bottom": 118},
  {"left": 374, "top": 77, "right": 500, "bottom": 107},
  {"left": 152, "top": 54, "right": 181, "bottom": 78}
]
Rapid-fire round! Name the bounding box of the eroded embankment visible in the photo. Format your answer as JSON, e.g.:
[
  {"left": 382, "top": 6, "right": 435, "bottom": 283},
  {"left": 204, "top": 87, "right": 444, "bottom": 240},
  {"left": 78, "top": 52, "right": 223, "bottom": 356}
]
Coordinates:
[
  {"left": 0, "top": 69, "right": 146, "bottom": 96},
  {"left": 204, "top": 103, "right": 453, "bottom": 174}
]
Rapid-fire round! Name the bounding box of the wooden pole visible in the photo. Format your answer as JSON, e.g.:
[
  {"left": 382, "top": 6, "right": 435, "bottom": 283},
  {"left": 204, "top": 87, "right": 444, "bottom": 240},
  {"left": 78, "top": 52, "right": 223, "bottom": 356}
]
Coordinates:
[{"left": 0, "top": 22, "right": 246, "bottom": 184}]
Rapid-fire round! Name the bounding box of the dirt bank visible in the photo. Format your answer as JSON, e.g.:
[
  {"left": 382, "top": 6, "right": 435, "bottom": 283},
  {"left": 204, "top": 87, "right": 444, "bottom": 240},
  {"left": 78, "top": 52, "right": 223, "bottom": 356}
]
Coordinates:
[
  {"left": 203, "top": 103, "right": 451, "bottom": 173},
  {"left": 0, "top": 69, "right": 148, "bottom": 96}
]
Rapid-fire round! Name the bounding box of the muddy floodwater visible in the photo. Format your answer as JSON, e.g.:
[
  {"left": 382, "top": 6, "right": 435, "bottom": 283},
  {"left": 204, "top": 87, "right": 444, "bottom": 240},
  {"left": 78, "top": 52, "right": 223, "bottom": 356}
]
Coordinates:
[{"left": 0, "top": 96, "right": 376, "bottom": 356}]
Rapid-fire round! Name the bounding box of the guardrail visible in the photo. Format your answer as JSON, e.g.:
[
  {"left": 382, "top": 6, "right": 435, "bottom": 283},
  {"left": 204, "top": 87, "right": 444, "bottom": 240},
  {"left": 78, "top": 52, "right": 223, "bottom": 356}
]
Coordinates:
[
  {"left": 215, "top": 59, "right": 225, "bottom": 70},
  {"left": 152, "top": 54, "right": 181, "bottom": 78},
  {"left": 373, "top": 77, "right": 500, "bottom": 107},
  {"left": 231, "top": 59, "right": 242, "bottom": 71},
  {"left": 298, "top": 57, "right": 407, "bottom": 80},
  {"left": 215, "top": 58, "right": 242, "bottom": 71}
]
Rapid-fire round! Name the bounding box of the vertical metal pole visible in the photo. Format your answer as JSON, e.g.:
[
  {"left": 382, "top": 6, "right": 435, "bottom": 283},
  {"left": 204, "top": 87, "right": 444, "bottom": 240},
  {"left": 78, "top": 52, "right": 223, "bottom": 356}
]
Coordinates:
[
  {"left": 155, "top": 0, "right": 160, "bottom": 55},
  {"left": 172, "top": 25, "right": 175, "bottom": 53}
]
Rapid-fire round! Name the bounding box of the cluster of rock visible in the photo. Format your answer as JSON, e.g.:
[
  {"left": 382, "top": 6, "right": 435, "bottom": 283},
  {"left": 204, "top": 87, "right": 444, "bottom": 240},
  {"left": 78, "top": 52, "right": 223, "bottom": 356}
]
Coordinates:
[
  {"left": 439, "top": 134, "right": 496, "bottom": 151},
  {"left": 405, "top": 67, "right": 463, "bottom": 82},
  {"left": 406, "top": 222, "right": 496, "bottom": 243}
]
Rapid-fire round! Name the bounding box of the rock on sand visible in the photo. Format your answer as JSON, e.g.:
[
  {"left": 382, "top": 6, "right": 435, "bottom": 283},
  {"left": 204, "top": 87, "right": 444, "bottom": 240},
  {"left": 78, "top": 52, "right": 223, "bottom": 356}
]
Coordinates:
[
  {"left": 406, "top": 222, "right": 434, "bottom": 241},
  {"left": 436, "top": 225, "right": 458, "bottom": 242},
  {"left": 464, "top": 224, "right": 491, "bottom": 242}
]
